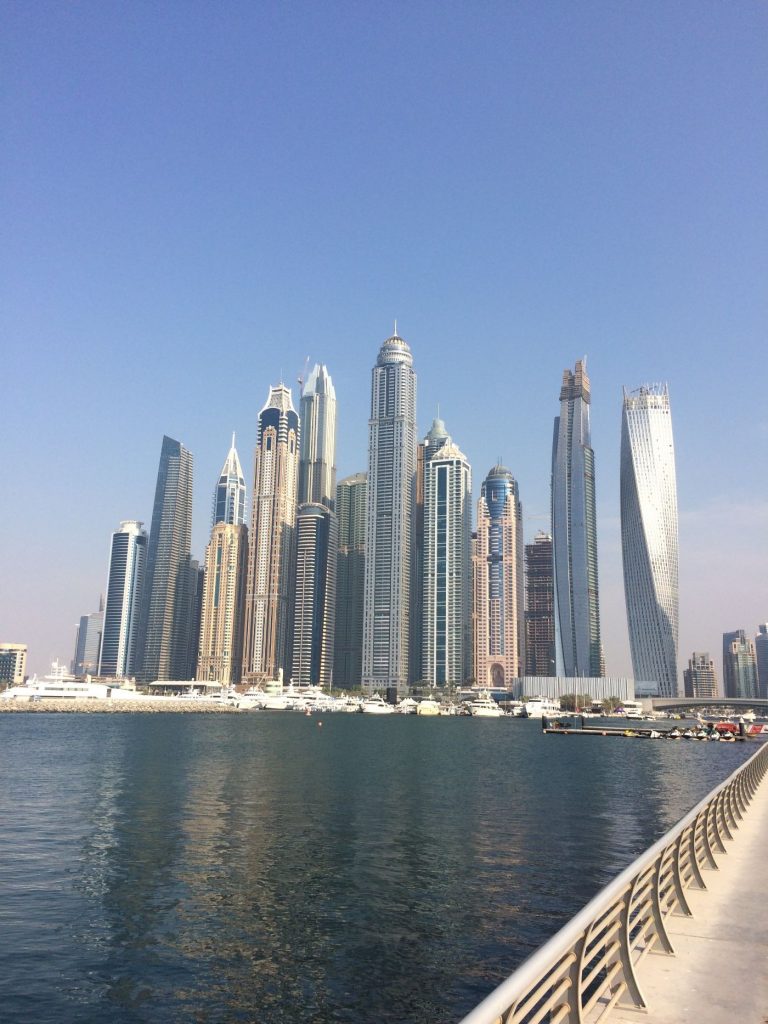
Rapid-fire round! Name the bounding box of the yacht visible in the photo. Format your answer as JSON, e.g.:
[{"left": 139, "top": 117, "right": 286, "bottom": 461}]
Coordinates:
[
  {"left": 523, "top": 697, "right": 562, "bottom": 719},
  {"left": 1, "top": 660, "right": 144, "bottom": 701},
  {"left": 396, "top": 697, "right": 418, "bottom": 714},
  {"left": 466, "top": 691, "right": 505, "bottom": 718},
  {"left": 360, "top": 693, "right": 395, "bottom": 715},
  {"left": 416, "top": 697, "right": 441, "bottom": 716}
]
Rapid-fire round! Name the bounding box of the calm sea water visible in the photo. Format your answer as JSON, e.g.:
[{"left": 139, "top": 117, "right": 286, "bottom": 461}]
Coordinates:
[{"left": 0, "top": 713, "right": 751, "bottom": 1023}]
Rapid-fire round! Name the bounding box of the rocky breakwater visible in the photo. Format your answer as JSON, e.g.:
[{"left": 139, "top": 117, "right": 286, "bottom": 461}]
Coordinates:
[{"left": 0, "top": 698, "right": 241, "bottom": 714}]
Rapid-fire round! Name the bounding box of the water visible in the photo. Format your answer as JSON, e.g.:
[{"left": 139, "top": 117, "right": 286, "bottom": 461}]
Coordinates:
[{"left": 0, "top": 713, "right": 752, "bottom": 1023}]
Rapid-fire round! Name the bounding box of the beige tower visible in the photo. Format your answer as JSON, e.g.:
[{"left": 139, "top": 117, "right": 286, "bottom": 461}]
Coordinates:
[
  {"left": 473, "top": 464, "right": 524, "bottom": 687},
  {"left": 243, "top": 384, "right": 300, "bottom": 681},
  {"left": 197, "top": 523, "right": 248, "bottom": 685}
]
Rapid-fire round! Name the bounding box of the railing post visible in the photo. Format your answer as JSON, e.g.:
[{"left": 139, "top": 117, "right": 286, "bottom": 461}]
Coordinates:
[
  {"left": 670, "top": 832, "right": 693, "bottom": 915},
  {"left": 617, "top": 879, "right": 647, "bottom": 1011},
  {"left": 650, "top": 854, "right": 674, "bottom": 954},
  {"left": 687, "top": 813, "right": 707, "bottom": 889}
]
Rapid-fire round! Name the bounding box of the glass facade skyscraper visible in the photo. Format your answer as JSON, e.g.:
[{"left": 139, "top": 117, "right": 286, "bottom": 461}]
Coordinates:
[
  {"left": 756, "top": 624, "right": 768, "bottom": 700},
  {"left": 362, "top": 330, "right": 417, "bottom": 695},
  {"left": 99, "top": 521, "right": 147, "bottom": 678},
  {"left": 722, "top": 629, "right": 758, "bottom": 699},
  {"left": 620, "top": 384, "right": 679, "bottom": 696},
  {"left": 473, "top": 465, "right": 524, "bottom": 687},
  {"left": 334, "top": 473, "right": 367, "bottom": 689},
  {"left": 298, "top": 364, "right": 337, "bottom": 509},
  {"left": 137, "top": 435, "right": 194, "bottom": 682},
  {"left": 551, "top": 360, "right": 602, "bottom": 677},
  {"left": 422, "top": 435, "right": 472, "bottom": 688},
  {"left": 525, "top": 532, "right": 555, "bottom": 677},
  {"left": 213, "top": 434, "right": 247, "bottom": 526}
]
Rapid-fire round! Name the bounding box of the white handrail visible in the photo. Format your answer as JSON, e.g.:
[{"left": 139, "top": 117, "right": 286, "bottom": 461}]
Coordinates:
[{"left": 459, "top": 741, "right": 768, "bottom": 1024}]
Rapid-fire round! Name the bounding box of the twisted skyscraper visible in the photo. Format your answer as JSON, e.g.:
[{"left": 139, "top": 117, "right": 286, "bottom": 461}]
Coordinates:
[
  {"left": 362, "top": 329, "right": 417, "bottom": 694},
  {"left": 620, "top": 384, "right": 679, "bottom": 696},
  {"left": 551, "top": 360, "right": 602, "bottom": 677}
]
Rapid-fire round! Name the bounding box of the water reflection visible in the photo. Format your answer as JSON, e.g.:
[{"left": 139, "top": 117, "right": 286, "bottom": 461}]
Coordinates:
[{"left": 0, "top": 713, "right": 752, "bottom": 1023}]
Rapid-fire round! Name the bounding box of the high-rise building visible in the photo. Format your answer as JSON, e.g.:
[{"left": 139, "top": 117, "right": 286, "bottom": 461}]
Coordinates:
[
  {"left": 99, "top": 521, "right": 147, "bottom": 678},
  {"left": 291, "top": 504, "right": 338, "bottom": 686},
  {"left": 620, "top": 384, "right": 679, "bottom": 697},
  {"left": 72, "top": 598, "right": 104, "bottom": 676},
  {"left": 213, "top": 434, "right": 247, "bottom": 526},
  {"left": 722, "top": 630, "right": 758, "bottom": 700},
  {"left": 412, "top": 417, "right": 450, "bottom": 684},
  {"left": 197, "top": 437, "right": 249, "bottom": 686},
  {"left": 291, "top": 365, "right": 338, "bottom": 687},
  {"left": 473, "top": 465, "right": 525, "bottom": 687},
  {"left": 137, "top": 435, "right": 194, "bottom": 682},
  {"left": 525, "top": 532, "right": 555, "bottom": 676},
  {"left": 197, "top": 524, "right": 248, "bottom": 686},
  {"left": 298, "top": 364, "right": 337, "bottom": 509},
  {"left": 422, "top": 434, "right": 472, "bottom": 688},
  {"left": 334, "top": 473, "right": 367, "bottom": 689},
  {"left": 362, "top": 329, "right": 417, "bottom": 695},
  {"left": 0, "top": 643, "right": 27, "bottom": 686},
  {"left": 683, "top": 652, "right": 718, "bottom": 699},
  {"left": 756, "top": 624, "right": 768, "bottom": 700},
  {"left": 243, "top": 384, "right": 300, "bottom": 681},
  {"left": 551, "top": 359, "right": 602, "bottom": 677}
]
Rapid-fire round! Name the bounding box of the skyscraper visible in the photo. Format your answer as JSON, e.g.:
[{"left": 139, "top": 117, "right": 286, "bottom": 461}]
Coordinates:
[
  {"left": 243, "top": 384, "right": 300, "bottom": 681},
  {"left": 525, "top": 532, "right": 555, "bottom": 676},
  {"left": 755, "top": 624, "right": 768, "bottom": 700},
  {"left": 620, "top": 384, "right": 679, "bottom": 696},
  {"left": 0, "top": 644, "right": 27, "bottom": 686},
  {"left": 722, "top": 630, "right": 758, "bottom": 700},
  {"left": 362, "top": 329, "right": 417, "bottom": 695},
  {"left": 551, "top": 359, "right": 602, "bottom": 677},
  {"left": 197, "top": 438, "right": 248, "bottom": 686},
  {"left": 99, "top": 521, "right": 147, "bottom": 678},
  {"left": 422, "top": 433, "right": 472, "bottom": 688},
  {"left": 298, "top": 364, "right": 337, "bottom": 508},
  {"left": 137, "top": 435, "right": 194, "bottom": 682},
  {"left": 473, "top": 465, "right": 525, "bottom": 687},
  {"left": 291, "top": 365, "right": 338, "bottom": 686},
  {"left": 291, "top": 504, "right": 338, "bottom": 686},
  {"left": 334, "top": 472, "right": 367, "bottom": 689},
  {"left": 683, "top": 652, "right": 718, "bottom": 699},
  {"left": 412, "top": 417, "right": 450, "bottom": 684},
  {"left": 213, "top": 434, "right": 247, "bottom": 526},
  {"left": 72, "top": 598, "right": 104, "bottom": 676}
]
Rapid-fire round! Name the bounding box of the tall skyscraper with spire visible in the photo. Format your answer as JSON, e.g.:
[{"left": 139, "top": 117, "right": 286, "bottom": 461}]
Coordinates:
[
  {"left": 422, "top": 429, "right": 472, "bottom": 688},
  {"left": 243, "top": 385, "right": 300, "bottom": 681},
  {"left": 99, "top": 521, "right": 147, "bottom": 678},
  {"left": 473, "top": 465, "right": 524, "bottom": 687},
  {"left": 197, "top": 437, "right": 249, "bottom": 686},
  {"left": 137, "top": 435, "right": 194, "bottom": 682},
  {"left": 291, "top": 365, "right": 338, "bottom": 686},
  {"left": 362, "top": 328, "right": 417, "bottom": 695},
  {"left": 551, "top": 359, "right": 602, "bottom": 677},
  {"left": 620, "top": 384, "right": 679, "bottom": 696},
  {"left": 334, "top": 473, "right": 367, "bottom": 689},
  {"left": 213, "top": 434, "right": 247, "bottom": 526}
]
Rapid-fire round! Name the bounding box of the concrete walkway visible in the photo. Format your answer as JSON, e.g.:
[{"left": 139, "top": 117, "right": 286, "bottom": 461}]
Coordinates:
[{"left": 613, "top": 772, "right": 768, "bottom": 1024}]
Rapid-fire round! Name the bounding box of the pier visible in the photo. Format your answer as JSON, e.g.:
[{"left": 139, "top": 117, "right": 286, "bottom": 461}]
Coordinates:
[{"left": 459, "top": 741, "right": 768, "bottom": 1024}]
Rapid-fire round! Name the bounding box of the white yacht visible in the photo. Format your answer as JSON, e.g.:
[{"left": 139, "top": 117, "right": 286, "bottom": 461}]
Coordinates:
[
  {"left": 466, "top": 691, "right": 505, "bottom": 718},
  {"left": 523, "top": 697, "right": 562, "bottom": 719},
  {"left": 396, "top": 697, "right": 418, "bottom": 714},
  {"left": 360, "top": 693, "right": 395, "bottom": 715},
  {"left": 1, "top": 660, "right": 143, "bottom": 701},
  {"left": 416, "top": 697, "right": 441, "bottom": 716}
]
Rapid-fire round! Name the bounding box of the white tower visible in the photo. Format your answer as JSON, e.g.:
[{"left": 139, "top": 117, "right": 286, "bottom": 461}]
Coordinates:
[{"left": 620, "top": 383, "right": 679, "bottom": 696}]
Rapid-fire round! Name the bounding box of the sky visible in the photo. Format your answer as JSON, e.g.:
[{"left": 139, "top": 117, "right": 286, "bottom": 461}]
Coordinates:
[{"left": 2, "top": 2, "right": 766, "bottom": 680}]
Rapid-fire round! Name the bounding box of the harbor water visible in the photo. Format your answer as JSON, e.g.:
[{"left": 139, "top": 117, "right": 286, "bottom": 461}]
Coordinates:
[{"left": 0, "top": 712, "right": 752, "bottom": 1023}]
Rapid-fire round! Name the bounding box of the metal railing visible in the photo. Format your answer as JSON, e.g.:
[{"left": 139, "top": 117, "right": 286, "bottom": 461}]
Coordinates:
[{"left": 459, "top": 741, "right": 768, "bottom": 1024}]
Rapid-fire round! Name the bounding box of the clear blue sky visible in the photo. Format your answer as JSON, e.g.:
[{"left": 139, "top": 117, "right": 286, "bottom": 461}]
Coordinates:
[{"left": 2, "top": 2, "right": 766, "bottom": 679}]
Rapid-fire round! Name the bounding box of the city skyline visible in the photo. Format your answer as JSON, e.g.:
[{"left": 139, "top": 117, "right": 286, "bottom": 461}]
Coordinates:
[{"left": 3, "top": 5, "right": 765, "bottom": 678}]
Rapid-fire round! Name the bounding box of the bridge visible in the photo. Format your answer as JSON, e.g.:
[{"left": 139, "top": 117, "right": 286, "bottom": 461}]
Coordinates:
[
  {"left": 650, "top": 695, "right": 768, "bottom": 715},
  {"left": 459, "top": 741, "right": 768, "bottom": 1024}
]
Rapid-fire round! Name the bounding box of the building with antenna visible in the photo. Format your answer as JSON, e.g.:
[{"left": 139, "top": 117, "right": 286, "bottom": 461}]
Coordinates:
[
  {"left": 213, "top": 434, "right": 247, "bottom": 526},
  {"left": 362, "top": 327, "right": 417, "bottom": 695}
]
